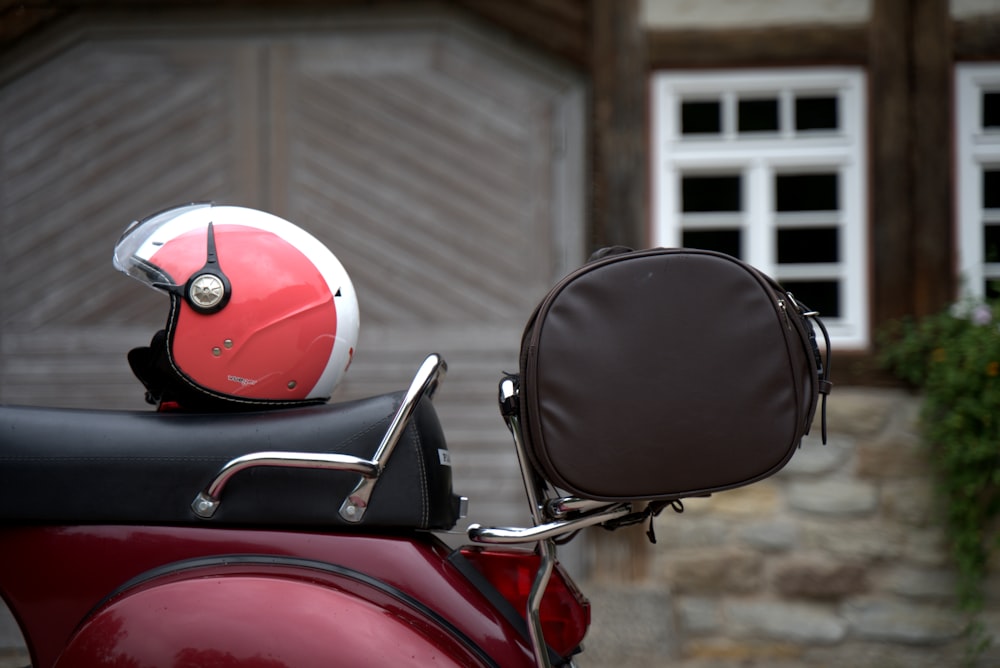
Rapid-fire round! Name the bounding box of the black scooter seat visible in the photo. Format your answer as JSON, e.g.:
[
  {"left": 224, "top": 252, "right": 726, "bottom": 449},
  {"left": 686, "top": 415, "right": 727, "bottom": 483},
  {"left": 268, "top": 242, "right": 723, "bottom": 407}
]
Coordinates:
[{"left": 0, "top": 394, "right": 461, "bottom": 530}]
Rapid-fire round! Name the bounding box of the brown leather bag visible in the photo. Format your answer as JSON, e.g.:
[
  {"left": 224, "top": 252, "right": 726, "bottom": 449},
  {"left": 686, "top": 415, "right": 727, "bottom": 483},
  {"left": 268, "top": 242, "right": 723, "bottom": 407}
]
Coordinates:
[{"left": 517, "top": 248, "right": 831, "bottom": 502}]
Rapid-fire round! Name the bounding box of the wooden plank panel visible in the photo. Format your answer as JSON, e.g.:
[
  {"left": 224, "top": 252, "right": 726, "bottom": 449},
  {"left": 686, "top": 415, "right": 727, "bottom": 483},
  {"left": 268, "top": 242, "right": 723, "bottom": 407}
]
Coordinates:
[
  {"left": 274, "top": 33, "right": 563, "bottom": 327},
  {"left": 454, "top": 0, "right": 590, "bottom": 67},
  {"left": 911, "top": 0, "right": 954, "bottom": 316},
  {"left": 291, "top": 84, "right": 532, "bottom": 271},
  {"left": 591, "top": 0, "right": 646, "bottom": 249},
  {"left": 0, "top": 326, "right": 157, "bottom": 408},
  {"left": 954, "top": 14, "right": 1000, "bottom": 59},
  {"left": 0, "top": 40, "right": 261, "bottom": 329},
  {"left": 646, "top": 24, "right": 868, "bottom": 68}
]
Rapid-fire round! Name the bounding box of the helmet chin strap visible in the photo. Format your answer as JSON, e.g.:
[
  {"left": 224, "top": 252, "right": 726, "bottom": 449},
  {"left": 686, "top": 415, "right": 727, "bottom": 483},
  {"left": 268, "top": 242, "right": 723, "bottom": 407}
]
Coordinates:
[
  {"left": 127, "top": 329, "right": 169, "bottom": 406},
  {"left": 153, "top": 222, "right": 232, "bottom": 314}
]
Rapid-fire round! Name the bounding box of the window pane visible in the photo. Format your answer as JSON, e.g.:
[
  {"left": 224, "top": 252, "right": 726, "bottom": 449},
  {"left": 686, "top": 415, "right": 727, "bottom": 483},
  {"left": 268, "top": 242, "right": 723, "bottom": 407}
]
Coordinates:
[
  {"left": 781, "top": 280, "right": 840, "bottom": 318},
  {"left": 985, "top": 224, "right": 1000, "bottom": 263},
  {"left": 985, "top": 170, "right": 1000, "bottom": 209},
  {"left": 775, "top": 173, "right": 838, "bottom": 211},
  {"left": 683, "top": 229, "right": 742, "bottom": 258},
  {"left": 682, "top": 174, "right": 742, "bottom": 212},
  {"left": 984, "top": 92, "right": 1000, "bottom": 129},
  {"left": 738, "top": 98, "right": 779, "bottom": 133},
  {"left": 795, "top": 96, "right": 839, "bottom": 131},
  {"left": 777, "top": 228, "right": 839, "bottom": 263},
  {"left": 681, "top": 100, "right": 722, "bottom": 135},
  {"left": 987, "top": 280, "right": 1000, "bottom": 300}
]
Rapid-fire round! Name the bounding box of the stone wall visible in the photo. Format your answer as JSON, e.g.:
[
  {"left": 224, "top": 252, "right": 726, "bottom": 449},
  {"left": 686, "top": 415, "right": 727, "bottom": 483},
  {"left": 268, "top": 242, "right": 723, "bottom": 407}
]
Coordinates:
[{"left": 578, "top": 386, "right": 1000, "bottom": 667}]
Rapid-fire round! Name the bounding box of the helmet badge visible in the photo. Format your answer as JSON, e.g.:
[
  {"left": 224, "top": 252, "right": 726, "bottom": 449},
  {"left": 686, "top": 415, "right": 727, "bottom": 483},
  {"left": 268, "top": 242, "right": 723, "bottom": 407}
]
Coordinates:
[
  {"left": 189, "top": 274, "right": 226, "bottom": 309},
  {"left": 184, "top": 222, "right": 232, "bottom": 314}
]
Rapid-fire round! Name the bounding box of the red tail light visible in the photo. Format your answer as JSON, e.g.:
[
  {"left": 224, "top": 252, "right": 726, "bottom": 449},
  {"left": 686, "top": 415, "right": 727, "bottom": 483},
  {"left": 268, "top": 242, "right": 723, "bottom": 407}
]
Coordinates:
[{"left": 459, "top": 546, "right": 590, "bottom": 657}]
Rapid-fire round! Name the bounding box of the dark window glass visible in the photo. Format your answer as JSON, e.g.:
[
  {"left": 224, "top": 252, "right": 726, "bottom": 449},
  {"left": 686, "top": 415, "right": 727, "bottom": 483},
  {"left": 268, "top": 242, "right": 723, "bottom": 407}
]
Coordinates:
[
  {"left": 775, "top": 173, "right": 838, "bottom": 212},
  {"left": 738, "top": 98, "right": 779, "bottom": 133},
  {"left": 987, "top": 280, "right": 1000, "bottom": 300},
  {"left": 682, "top": 229, "right": 742, "bottom": 258},
  {"left": 984, "top": 92, "right": 1000, "bottom": 129},
  {"left": 985, "top": 224, "right": 1000, "bottom": 263},
  {"left": 780, "top": 280, "right": 841, "bottom": 318},
  {"left": 777, "top": 228, "right": 839, "bottom": 264},
  {"left": 681, "top": 100, "right": 722, "bottom": 134},
  {"left": 682, "top": 175, "right": 742, "bottom": 212},
  {"left": 985, "top": 170, "right": 1000, "bottom": 209},
  {"left": 795, "top": 96, "right": 839, "bottom": 131}
]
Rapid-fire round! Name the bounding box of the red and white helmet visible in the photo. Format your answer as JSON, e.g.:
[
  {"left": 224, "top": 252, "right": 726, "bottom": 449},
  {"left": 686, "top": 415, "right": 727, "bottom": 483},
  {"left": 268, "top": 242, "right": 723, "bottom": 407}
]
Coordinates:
[{"left": 114, "top": 203, "right": 359, "bottom": 410}]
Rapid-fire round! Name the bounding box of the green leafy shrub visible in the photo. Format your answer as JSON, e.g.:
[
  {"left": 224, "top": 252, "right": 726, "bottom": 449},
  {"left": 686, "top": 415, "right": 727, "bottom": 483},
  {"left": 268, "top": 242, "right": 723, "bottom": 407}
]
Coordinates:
[{"left": 879, "top": 296, "right": 1000, "bottom": 660}]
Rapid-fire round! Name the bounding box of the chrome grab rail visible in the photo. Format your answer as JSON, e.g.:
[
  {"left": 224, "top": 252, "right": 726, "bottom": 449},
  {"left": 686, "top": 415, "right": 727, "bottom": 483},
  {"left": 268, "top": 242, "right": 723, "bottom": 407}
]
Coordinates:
[
  {"left": 190, "top": 353, "right": 447, "bottom": 522},
  {"left": 546, "top": 496, "right": 614, "bottom": 519},
  {"left": 339, "top": 353, "right": 447, "bottom": 522},
  {"left": 466, "top": 503, "right": 631, "bottom": 544},
  {"left": 191, "top": 452, "right": 379, "bottom": 519}
]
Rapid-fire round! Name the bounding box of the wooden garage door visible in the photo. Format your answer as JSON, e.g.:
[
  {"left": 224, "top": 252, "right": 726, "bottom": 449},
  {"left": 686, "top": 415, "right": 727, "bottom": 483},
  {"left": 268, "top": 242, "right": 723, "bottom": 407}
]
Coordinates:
[{"left": 0, "top": 11, "right": 584, "bottom": 527}]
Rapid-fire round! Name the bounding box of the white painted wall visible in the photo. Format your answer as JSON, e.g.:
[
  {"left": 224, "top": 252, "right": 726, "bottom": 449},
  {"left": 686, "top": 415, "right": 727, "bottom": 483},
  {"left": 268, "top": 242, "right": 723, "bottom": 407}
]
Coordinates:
[
  {"left": 952, "top": 0, "right": 1000, "bottom": 18},
  {"left": 641, "top": 0, "right": 1000, "bottom": 29},
  {"left": 640, "top": 0, "right": 870, "bottom": 29}
]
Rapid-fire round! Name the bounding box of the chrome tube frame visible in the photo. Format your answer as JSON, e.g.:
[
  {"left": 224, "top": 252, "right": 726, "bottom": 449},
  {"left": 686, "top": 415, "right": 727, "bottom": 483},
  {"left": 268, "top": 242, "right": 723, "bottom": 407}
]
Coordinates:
[
  {"left": 545, "top": 496, "right": 613, "bottom": 519},
  {"left": 466, "top": 503, "right": 630, "bottom": 544},
  {"left": 528, "top": 538, "right": 557, "bottom": 668},
  {"left": 338, "top": 353, "right": 447, "bottom": 522},
  {"left": 497, "top": 376, "right": 547, "bottom": 525},
  {"left": 191, "top": 353, "right": 448, "bottom": 522},
  {"left": 468, "top": 375, "right": 629, "bottom": 668},
  {"left": 191, "top": 452, "right": 379, "bottom": 519}
]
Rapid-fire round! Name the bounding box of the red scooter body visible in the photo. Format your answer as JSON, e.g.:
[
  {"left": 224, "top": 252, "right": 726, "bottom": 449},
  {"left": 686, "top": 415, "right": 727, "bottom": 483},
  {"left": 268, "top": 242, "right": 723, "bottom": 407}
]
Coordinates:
[
  {"left": 0, "top": 525, "right": 538, "bottom": 667},
  {"left": 0, "top": 356, "right": 591, "bottom": 667}
]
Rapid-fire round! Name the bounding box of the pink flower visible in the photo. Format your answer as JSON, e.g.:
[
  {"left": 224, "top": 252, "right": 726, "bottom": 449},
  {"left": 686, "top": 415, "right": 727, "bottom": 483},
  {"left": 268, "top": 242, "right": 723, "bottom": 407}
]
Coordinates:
[{"left": 972, "top": 304, "right": 993, "bottom": 326}]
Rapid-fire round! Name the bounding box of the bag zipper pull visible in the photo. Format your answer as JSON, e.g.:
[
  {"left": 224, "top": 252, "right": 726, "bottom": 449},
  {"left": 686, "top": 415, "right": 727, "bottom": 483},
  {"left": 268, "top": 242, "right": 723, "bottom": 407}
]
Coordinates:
[{"left": 778, "top": 297, "right": 791, "bottom": 329}]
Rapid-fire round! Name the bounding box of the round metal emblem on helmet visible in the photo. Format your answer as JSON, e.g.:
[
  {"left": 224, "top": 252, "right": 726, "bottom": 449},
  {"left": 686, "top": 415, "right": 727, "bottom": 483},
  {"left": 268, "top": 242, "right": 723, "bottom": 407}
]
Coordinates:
[{"left": 189, "top": 274, "right": 226, "bottom": 310}]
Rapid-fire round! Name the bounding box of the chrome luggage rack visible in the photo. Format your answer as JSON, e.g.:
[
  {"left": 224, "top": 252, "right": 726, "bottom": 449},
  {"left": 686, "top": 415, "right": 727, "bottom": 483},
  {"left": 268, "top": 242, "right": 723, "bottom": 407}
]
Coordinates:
[{"left": 466, "top": 374, "right": 643, "bottom": 668}]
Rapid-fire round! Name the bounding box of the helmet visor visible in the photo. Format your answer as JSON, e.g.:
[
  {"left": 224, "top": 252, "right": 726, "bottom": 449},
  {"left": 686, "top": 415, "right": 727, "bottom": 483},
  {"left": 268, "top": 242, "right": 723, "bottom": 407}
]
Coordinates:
[{"left": 113, "top": 203, "right": 212, "bottom": 288}]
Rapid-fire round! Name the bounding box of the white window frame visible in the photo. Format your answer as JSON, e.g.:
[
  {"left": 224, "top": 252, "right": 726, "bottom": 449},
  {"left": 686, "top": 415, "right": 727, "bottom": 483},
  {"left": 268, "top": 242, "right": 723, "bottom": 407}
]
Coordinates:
[
  {"left": 651, "top": 68, "right": 869, "bottom": 349},
  {"left": 956, "top": 63, "right": 1000, "bottom": 299}
]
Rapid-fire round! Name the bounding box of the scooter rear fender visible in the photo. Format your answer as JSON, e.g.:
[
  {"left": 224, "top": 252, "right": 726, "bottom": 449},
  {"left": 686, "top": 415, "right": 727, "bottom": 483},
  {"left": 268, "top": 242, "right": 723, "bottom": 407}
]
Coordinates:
[{"left": 55, "top": 560, "right": 487, "bottom": 668}]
